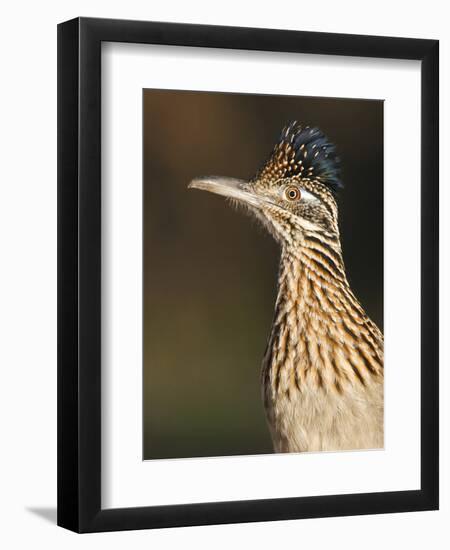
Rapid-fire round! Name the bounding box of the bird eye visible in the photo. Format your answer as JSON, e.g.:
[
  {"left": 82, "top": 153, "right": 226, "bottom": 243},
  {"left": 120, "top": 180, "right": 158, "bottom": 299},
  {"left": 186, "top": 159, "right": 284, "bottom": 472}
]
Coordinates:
[{"left": 285, "top": 185, "right": 301, "bottom": 201}]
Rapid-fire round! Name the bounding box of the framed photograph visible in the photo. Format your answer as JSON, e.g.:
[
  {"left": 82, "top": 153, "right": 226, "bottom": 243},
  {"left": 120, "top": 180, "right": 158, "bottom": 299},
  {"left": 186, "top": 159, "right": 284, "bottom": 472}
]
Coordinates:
[{"left": 57, "top": 17, "right": 439, "bottom": 532}]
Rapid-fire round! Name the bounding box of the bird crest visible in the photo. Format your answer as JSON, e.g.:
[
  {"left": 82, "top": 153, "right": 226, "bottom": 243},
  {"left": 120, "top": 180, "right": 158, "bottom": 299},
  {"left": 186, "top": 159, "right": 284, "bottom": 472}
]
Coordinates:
[{"left": 254, "top": 122, "right": 342, "bottom": 195}]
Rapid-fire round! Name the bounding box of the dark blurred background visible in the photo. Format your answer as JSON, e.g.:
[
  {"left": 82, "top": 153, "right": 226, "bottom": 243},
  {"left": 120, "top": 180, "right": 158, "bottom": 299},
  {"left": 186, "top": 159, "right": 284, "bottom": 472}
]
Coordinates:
[{"left": 143, "top": 89, "right": 383, "bottom": 459}]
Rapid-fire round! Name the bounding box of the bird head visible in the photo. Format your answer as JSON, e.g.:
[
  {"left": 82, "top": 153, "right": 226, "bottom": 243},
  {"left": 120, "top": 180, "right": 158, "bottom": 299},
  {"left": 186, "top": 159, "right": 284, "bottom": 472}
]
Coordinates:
[{"left": 189, "top": 122, "right": 342, "bottom": 249}]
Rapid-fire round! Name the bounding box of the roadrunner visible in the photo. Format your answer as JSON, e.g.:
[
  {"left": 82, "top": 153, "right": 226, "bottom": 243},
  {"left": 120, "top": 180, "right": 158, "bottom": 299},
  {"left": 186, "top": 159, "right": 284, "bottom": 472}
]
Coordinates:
[{"left": 189, "top": 122, "right": 384, "bottom": 453}]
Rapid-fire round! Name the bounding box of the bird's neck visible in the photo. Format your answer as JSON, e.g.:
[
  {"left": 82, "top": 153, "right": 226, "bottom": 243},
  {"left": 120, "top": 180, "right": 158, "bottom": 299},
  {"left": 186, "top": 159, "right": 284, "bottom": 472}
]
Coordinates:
[
  {"left": 275, "top": 231, "right": 351, "bottom": 319},
  {"left": 262, "top": 232, "right": 383, "bottom": 398}
]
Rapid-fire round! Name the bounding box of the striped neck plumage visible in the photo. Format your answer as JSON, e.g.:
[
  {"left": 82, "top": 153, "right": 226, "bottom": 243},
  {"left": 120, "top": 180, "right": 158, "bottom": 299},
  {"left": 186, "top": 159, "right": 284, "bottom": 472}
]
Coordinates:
[
  {"left": 266, "top": 228, "right": 383, "bottom": 397},
  {"left": 277, "top": 228, "right": 348, "bottom": 301}
]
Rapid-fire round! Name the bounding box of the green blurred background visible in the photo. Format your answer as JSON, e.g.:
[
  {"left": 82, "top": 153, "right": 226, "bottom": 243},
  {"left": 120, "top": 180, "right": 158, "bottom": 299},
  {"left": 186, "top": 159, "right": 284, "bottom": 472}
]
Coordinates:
[{"left": 143, "top": 89, "right": 383, "bottom": 459}]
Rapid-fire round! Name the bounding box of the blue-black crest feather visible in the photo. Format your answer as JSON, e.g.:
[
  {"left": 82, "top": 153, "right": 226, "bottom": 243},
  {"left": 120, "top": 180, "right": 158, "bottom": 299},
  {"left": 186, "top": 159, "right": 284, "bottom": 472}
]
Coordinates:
[
  {"left": 256, "top": 121, "right": 342, "bottom": 195},
  {"left": 281, "top": 121, "right": 342, "bottom": 194}
]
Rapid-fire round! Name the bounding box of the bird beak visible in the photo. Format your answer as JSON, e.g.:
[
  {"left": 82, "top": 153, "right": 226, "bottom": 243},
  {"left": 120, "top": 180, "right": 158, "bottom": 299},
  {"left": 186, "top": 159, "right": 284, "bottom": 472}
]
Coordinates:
[{"left": 188, "top": 176, "right": 261, "bottom": 209}]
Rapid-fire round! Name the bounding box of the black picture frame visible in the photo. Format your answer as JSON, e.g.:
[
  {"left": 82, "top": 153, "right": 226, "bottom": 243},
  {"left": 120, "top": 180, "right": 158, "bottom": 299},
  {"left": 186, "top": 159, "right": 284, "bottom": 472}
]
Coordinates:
[{"left": 57, "top": 17, "right": 439, "bottom": 533}]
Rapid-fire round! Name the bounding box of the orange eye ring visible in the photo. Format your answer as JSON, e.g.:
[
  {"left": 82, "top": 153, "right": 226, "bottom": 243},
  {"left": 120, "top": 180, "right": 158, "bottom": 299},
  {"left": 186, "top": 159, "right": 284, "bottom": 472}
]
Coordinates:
[{"left": 285, "top": 185, "right": 301, "bottom": 201}]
